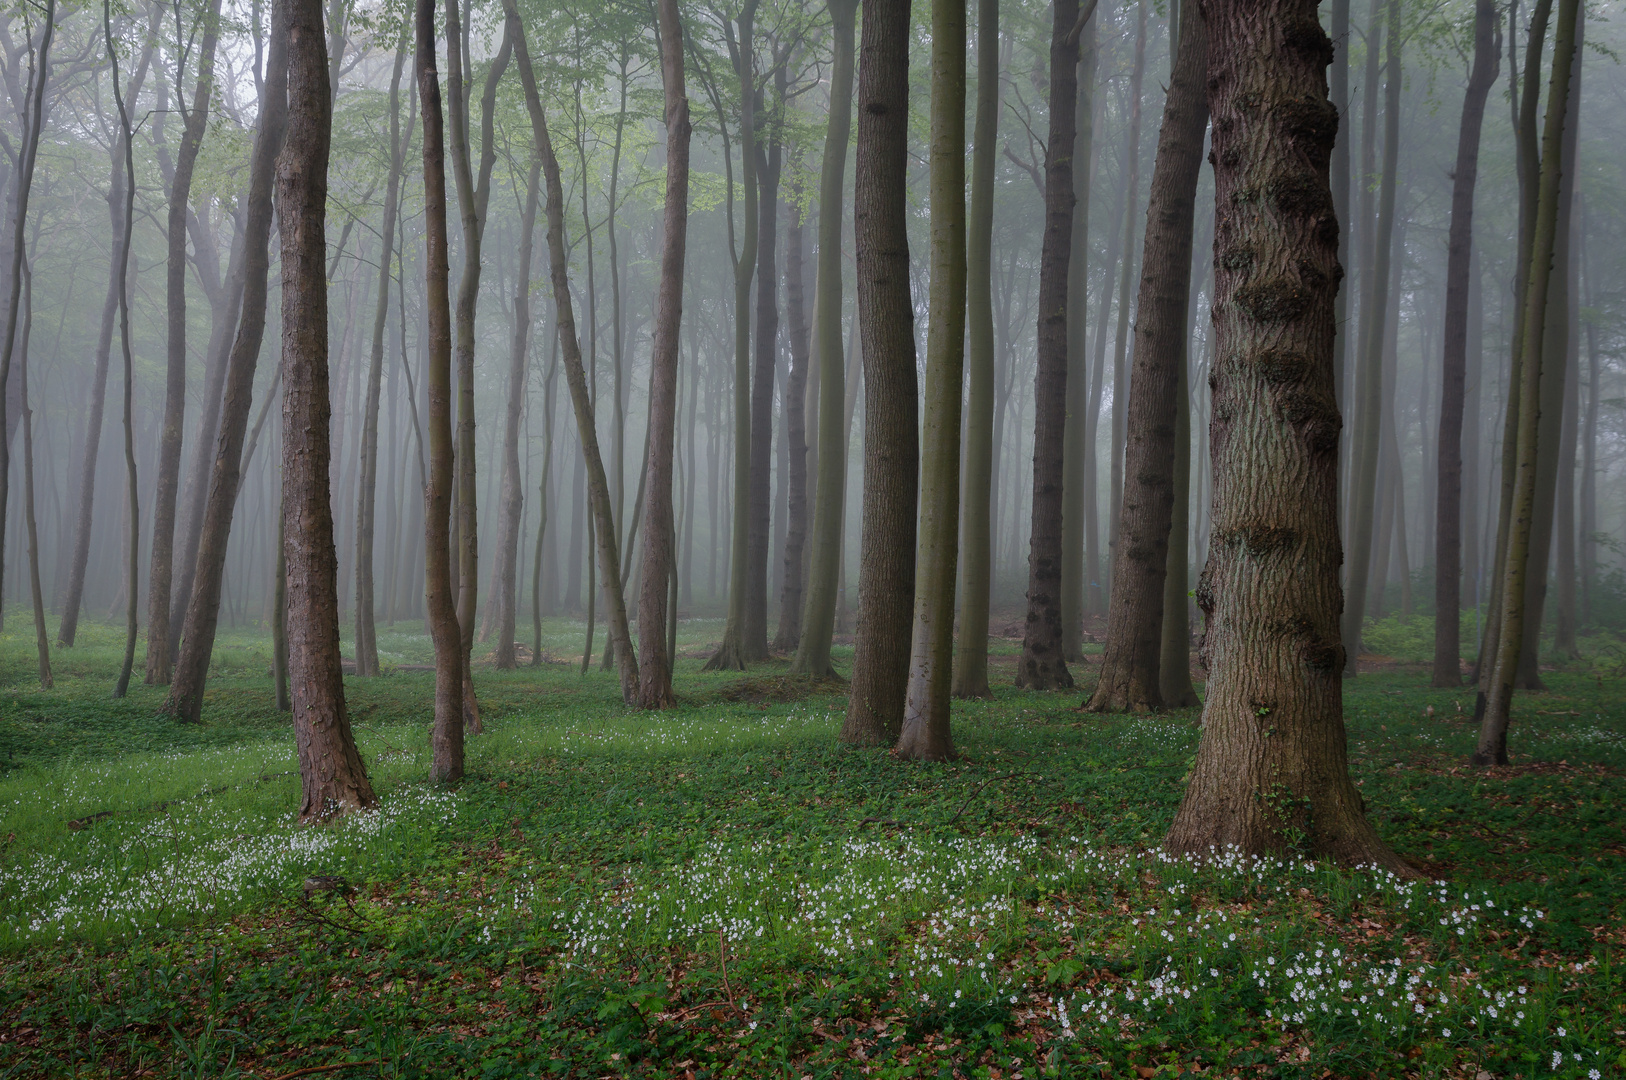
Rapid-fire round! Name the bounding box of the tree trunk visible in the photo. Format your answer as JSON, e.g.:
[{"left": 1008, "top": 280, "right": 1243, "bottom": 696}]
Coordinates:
[
  {"left": 20, "top": 254, "right": 49, "bottom": 687},
  {"left": 145, "top": 0, "right": 222, "bottom": 686},
  {"left": 1163, "top": 0, "right": 1411, "bottom": 874},
  {"left": 794, "top": 0, "right": 858, "bottom": 680},
  {"left": 635, "top": 0, "right": 690, "bottom": 708},
  {"left": 161, "top": 25, "right": 288, "bottom": 724},
  {"left": 839, "top": 0, "right": 915, "bottom": 742},
  {"left": 898, "top": 0, "right": 967, "bottom": 761},
  {"left": 278, "top": 0, "right": 377, "bottom": 821},
  {"left": 774, "top": 190, "right": 810, "bottom": 652},
  {"left": 508, "top": 0, "right": 639, "bottom": 700},
  {"left": 1086, "top": 0, "right": 1208, "bottom": 713},
  {"left": 1475, "top": 0, "right": 1580, "bottom": 766},
  {"left": 1015, "top": 0, "right": 1080, "bottom": 691},
  {"left": 1339, "top": 0, "right": 1401, "bottom": 676},
  {"left": 952, "top": 0, "right": 1001, "bottom": 699},
  {"left": 1060, "top": 11, "right": 1097, "bottom": 660},
  {"left": 416, "top": 0, "right": 466, "bottom": 779},
  {"left": 1329, "top": 0, "right": 1350, "bottom": 416},
  {"left": 354, "top": 45, "right": 408, "bottom": 678},
  {"left": 745, "top": 67, "right": 784, "bottom": 661},
  {"left": 1432, "top": 0, "right": 1499, "bottom": 687}
]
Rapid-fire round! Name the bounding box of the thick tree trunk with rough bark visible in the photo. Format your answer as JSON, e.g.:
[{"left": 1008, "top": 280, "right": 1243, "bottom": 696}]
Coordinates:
[
  {"left": 897, "top": 0, "right": 967, "bottom": 761},
  {"left": 1015, "top": 0, "right": 1079, "bottom": 691},
  {"left": 508, "top": 0, "right": 639, "bottom": 700},
  {"left": 635, "top": 0, "right": 690, "bottom": 708},
  {"left": 794, "top": 0, "right": 857, "bottom": 680},
  {"left": 354, "top": 46, "right": 408, "bottom": 678},
  {"left": 840, "top": 0, "right": 916, "bottom": 743},
  {"left": 145, "top": 0, "right": 222, "bottom": 686},
  {"left": 1086, "top": 2, "right": 1208, "bottom": 714},
  {"left": 1432, "top": 0, "right": 1499, "bottom": 688},
  {"left": 1163, "top": 0, "right": 1412, "bottom": 875},
  {"left": 161, "top": 24, "right": 288, "bottom": 725},
  {"left": 952, "top": 0, "right": 1000, "bottom": 699},
  {"left": 278, "top": 0, "right": 377, "bottom": 821}
]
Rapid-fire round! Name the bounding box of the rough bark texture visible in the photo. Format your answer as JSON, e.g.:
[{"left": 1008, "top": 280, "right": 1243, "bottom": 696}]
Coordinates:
[
  {"left": 508, "top": 0, "right": 639, "bottom": 701},
  {"left": 952, "top": 0, "right": 1000, "bottom": 699},
  {"left": 793, "top": 0, "right": 857, "bottom": 680},
  {"left": 145, "top": 0, "right": 221, "bottom": 686},
  {"left": 635, "top": 0, "right": 690, "bottom": 708},
  {"left": 1015, "top": 0, "right": 1079, "bottom": 691},
  {"left": 417, "top": 0, "right": 466, "bottom": 781},
  {"left": 897, "top": 0, "right": 966, "bottom": 762},
  {"left": 840, "top": 0, "right": 916, "bottom": 743},
  {"left": 279, "top": 0, "right": 377, "bottom": 821},
  {"left": 1086, "top": 3, "right": 1208, "bottom": 714},
  {"left": 1162, "top": 0, "right": 1412, "bottom": 875},
  {"left": 161, "top": 22, "right": 288, "bottom": 725},
  {"left": 1432, "top": 0, "right": 1499, "bottom": 688}
]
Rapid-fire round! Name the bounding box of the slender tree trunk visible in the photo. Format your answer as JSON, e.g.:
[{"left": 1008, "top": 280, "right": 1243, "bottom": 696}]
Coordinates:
[
  {"left": 1163, "top": 0, "right": 1411, "bottom": 875},
  {"left": 354, "top": 46, "right": 408, "bottom": 678},
  {"left": 1433, "top": 0, "right": 1499, "bottom": 687},
  {"left": 635, "top": 0, "right": 690, "bottom": 708},
  {"left": 1340, "top": 0, "right": 1401, "bottom": 675},
  {"left": 278, "top": 0, "right": 377, "bottom": 820},
  {"left": 839, "top": 0, "right": 914, "bottom": 741},
  {"left": 1475, "top": 0, "right": 1580, "bottom": 766},
  {"left": 1577, "top": 217, "right": 1597, "bottom": 627},
  {"left": 162, "top": 20, "right": 289, "bottom": 724},
  {"left": 1329, "top": 0, "right": 1350, "bottom": 417},
  {"left": 532, "top": 341, "right": 558, "bottom": 662},
  {"left": 774, "top": 190, "right": 810, "bottom": 651},
  {"left": 745, "top": 69, "right": 784, "bottom": 661},
  {"left": 20, "top": 255, "right": 48, "bottom": 688},
  {"left": 898, "top": 0, "right": 967, "bottom": 761},
  {"left": 508, "top": 0, "right": 639, "bottom": 699},
  {"left": 952, "top": 0, "right": 1001, "bottom": 699},
  {"left": 1060, "top": 11, "right": 1097, "bottom": 660},
  {"left": 1086, "top": 0, "right": 1208, "bottom": 713},
  {"left": 146, "top": 0, "right": 222, "bottom": 685},
  {"left": 1015, "top": 0, "right": 1081, "bottom": 691},
  {"left": 417, "top": 0, "right": 466, "bottom": 778},
  {"left": 794, "top": 0, "right": 858, "bottom": 679}
]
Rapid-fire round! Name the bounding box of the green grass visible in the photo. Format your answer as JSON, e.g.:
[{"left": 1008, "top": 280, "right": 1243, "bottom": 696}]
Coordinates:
[{"left": 0, "top": 617, "right": 1622, "bottom": 1079}]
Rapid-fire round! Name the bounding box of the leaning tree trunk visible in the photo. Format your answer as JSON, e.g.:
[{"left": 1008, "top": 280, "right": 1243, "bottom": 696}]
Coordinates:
[
  {"left": 1162, "top": 0, "right": 1414, "bottom": 876},
  {"left": 1086, "top": 0, "right": 1208, "bottom": 714},
  {"left": 1432, "top": 0, "right": 1500, "bottom": 688},
  {"left": 635, "top": 0, "right": 690, "bottom": 708},
  {"left": 1475, "top": 0, "right": 1579, "bottom": 766},
  {"left": 951, "top": 0, "right": 1001, "bottom": 699},
  {"left": 279, "top": 0, "right": 377, "bottom": 821},
  {"left": 508, "top": 0, "right": 639, "bottom": 700},
  {"left": 490, "top": 156, "right": 540, "bottom": 671},
  {"left": 793, "top": 0, "right": 858, "bottom": 680},
  {"left": 1339, "top": 0, "right": 1401, "bottom": 676},
  {"left": 897, "top": 0, "right": 967, "bottom": 762},
  {"left": 354, "top": 45, "right": 408, "bottom": 678},
  {"left": 838, "top": 0, "right": 915, "bottom": 743},
  {"left": 161, "top": 22, "right": 289, "bottom": 725},
  {"left": 417, "top": 0, "right": 467, "bottom": 779},
  {"left": 145, "top": 0, "right": 221, "bottom": 686},
  {"left": 1014, "top": 0, "right": 1080, "bottom": 691}
]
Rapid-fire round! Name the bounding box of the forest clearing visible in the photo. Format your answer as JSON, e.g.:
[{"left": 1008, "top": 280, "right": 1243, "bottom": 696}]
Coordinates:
[{"left": 0, "top": 624, "right": 1622, "bottom": 1078}]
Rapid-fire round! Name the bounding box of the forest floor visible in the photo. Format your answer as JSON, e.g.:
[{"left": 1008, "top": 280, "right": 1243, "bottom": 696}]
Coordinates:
[{"left": 0, "top": 616, "right": 1623, "bottom": 1079}]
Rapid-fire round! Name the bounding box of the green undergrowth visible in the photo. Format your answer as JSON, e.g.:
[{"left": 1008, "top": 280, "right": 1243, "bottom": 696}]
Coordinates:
[{"left": 0, "top": 620, "right": 1622, "bottom": 1079}]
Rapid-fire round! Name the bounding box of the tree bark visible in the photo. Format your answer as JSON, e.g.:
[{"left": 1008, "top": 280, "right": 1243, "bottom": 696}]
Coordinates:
[
  {"left": 507, "top": 0, "right": 639, "bottom": 700},
  {"left": 774, "top": 190, "right": 810, "bottom": 652},
  {"left": 20, "top": 254, "right": 49, "bottom": 687},
  {"left": 635, "top": 0, "right": 690, "bottom": 708},
  {"left": 745, "top": 64, "right": 785, "bottom": 661},
  {"left": 278, "top": 0, "right": 377, "bottom": 821},
  {"left": 161, "top": 21, "right": 288, "bottom": 725},
  {"left": 1339, "top": 0, "right": 1401, "bottom": 676},
  {"left": 952, "top": 0, "right": 1001, "bottom": 699},
  {"left": 1060, "top": 10, "right": 1097, "bottom": 660},
  {"left": 1475, "top": 0, "right": 1580, "bottom": 766},
  {"left": 794, "top": 0, "right": 858, "bottom": 680},
  {"left": 1432, "top": 0, "right": 1498, "bottom": 687},
  {"left": 1162, "top": 0, "right": 1413, "bottom": 875},
  {"left": 354, "top": 45, "right": 408, "bottom": 678},
  {"left": 1015, "top": 0, "right": 1080, "bottom": 691},
  {"left": 1086, "top": 0, "right": 1208, "bottom": 713},
  {"left": 839, "top": 0, "right": 915, "bottom": 743},
  {"left": 145, "top": 0, "right": 222, "bottom": 685}
]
